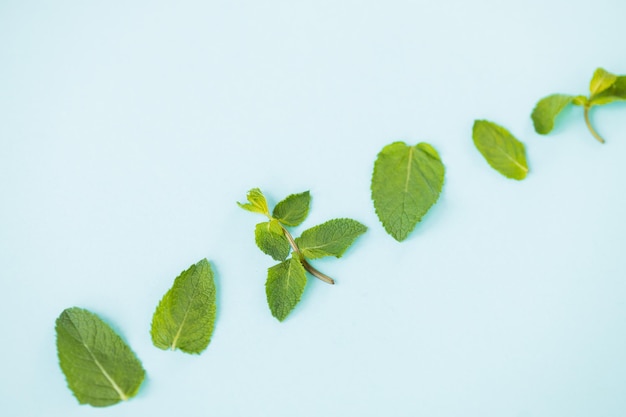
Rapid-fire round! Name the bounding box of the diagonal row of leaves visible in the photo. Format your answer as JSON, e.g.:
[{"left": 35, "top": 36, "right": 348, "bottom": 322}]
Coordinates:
[
  {"left": 238, "top": 188, "right": 367, "bottom": 321},
  {"left": 54, "top": 67, "right": 624, "bottom": 409},
  {"left": 56, "top": 259, "right": 217, "bottom": 407},
  {"left": 371, "top": 68, "right": 625, "bottom": 243}
]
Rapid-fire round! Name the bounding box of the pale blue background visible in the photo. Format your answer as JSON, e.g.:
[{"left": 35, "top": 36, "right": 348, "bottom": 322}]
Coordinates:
[{"left": 1, "top": 1, "right": 625, "bottom": 416}]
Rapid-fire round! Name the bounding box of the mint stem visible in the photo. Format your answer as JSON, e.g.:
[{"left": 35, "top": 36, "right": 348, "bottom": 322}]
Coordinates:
[
  {"left": 280, "top": 225, "right": 335, "bottom": 285},
  {"left": 584, "top": 106, "right": 606, "bottom": 144}
]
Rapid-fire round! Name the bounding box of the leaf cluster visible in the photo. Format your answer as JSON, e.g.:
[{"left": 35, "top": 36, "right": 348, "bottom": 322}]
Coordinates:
[
  {"left": 531, "top": 68, "right": 626, "bottom": 143},
  {"left": 239, "top": 188, "right": 367, "bottom": 321}
]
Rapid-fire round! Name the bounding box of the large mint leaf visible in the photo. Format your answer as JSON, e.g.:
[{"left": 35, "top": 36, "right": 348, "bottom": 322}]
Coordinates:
[
  {"left": 272, "top": 191, "right": 311, "bottom": 226},
  {"left": 295, "top": 218, "right": 366, "bottom": 259},
  {"left": 371, "top": 141, "right": 445, "bottom": 242},
  {"left": 56, "top": 307, "right": 145, "bottom": 407},
  {"left": 237, "top": 188, "right": 270, "bottom": 215},
  {"left": 472, "top": 120, "right": 529, "bottom": 180},
  {"left": 151, "top": 258, "right": 217, "bottom": 354},
  {"left": 266, "top": 257, "right": 307, "bottom": 321},
  {"left": 255, "top": 221, "right": 290, "bottom": 261},
  {"left": 531, "top": 94, "right": 574, "bottom": 134}
]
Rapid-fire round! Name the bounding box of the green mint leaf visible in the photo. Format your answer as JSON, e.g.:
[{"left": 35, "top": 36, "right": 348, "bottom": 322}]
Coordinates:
[
  {"left": 55, "top": 307, "right": 145, "bottom": 407},
  {"left": 255, "top": 221, "right": 290, "bottom": 261},
  {"left": 295, "top": 218, "right": 367, "bottom": 259},
  {"left": 531, "top": 94, "right": 574, "bottom": 134},
  {"left": 272, "top": 191, "right": 311, "bottom": 226},
  {"left": 237, "top": 188, "right": 270, "bottom": 216},
  {"left": 151, "top": 258, "right": 217, "bottom": 354},
  {"left": 589, "top": 67, "right": 618, "bottom": 96},
  {"left": 472, "top": 120, "right": 529, "bottom": 180},
  {"left": 590, "top": 75, "right": 626, "bottom": 105},
  {"left": 371, "top": 141, "right": 445, "bottom": 242},
  {"left": 266, "top": 257, "right": 307, "bottom": 321}
]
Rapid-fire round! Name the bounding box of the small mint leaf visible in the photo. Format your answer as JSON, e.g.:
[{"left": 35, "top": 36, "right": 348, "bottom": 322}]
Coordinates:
[
  {"left": 237, "top": 188, "right": 270, "bottom": 216},
  {"left": 295, "top": 218, "right": 367, "bottom": 259},
  {"left": 266, "top": 257, "right": 307, "bottom": 321},
  {"left": 472, "top": 120, "right": 529, "bottom": 180},
  {"left": 255, "top": 222, "right": 290, "bottom": 261},
  {"left": 590, "top": 75, "right": 626, "bottom": 105},
  {"left": 272, "top": 191, "right": 311, "bottom": 226},
  {"left": 589, "top": 67, "right": 618, "bottom": 96},
  {"left": 531, "top": 94, "right": 574, "bottom": 134}
]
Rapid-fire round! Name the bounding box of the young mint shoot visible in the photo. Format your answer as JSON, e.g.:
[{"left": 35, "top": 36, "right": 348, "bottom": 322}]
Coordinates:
[
  {"left": 239, "top": 188, "right": 367, "bottom": 321},
  {"left": 531, "top": 68, "right": 626, "bottom": 143}
]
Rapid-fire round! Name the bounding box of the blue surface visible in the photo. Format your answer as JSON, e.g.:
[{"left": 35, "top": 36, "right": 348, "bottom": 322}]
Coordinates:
[{"left": 1, "top": 1, "right": 625, "bottom": 416}]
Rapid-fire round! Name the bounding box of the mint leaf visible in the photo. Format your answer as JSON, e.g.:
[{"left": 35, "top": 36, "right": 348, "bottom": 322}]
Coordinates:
[
  {"left": 590, "top": 76, "right": 626, "bottom": 105},
  {"left": 295, "top": 218, "right": 366, "bottom": 259},
  {"left": 151, "top": 258, "right": 217, "bottom": 354},
  {"left": 255, "top": 221, "right": 290, "bottom": 261},
  {"left": 266, "top": 257, "right": 307, "bottom": 321},
  {"left": 589, "top": 67, "right": 618, "bottom": 96},
  {"left": 237, "top": 188, "right": 270, "bottom": 216},
  {"left": 272, "top": 191, "right": 311, "bottom": 226},
  {"left": 531, "top": 94, "right": 574, "bottom": 134},
  {"left": 472, "top": 120, "right": 529, "bottom": 180},
  {"left": 371, "top": 141, "right": 445, "bottom": 242},
  {"left": 56, "top": 307, "right": 145, "bottom": 407}
]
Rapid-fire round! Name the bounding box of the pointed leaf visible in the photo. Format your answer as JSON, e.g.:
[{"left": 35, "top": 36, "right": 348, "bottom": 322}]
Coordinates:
[
  {"left": 473, "top": 120, "right": 528, "bottom": 180},
  {"left": 295, "top": 218, "right": 367, "bottom": 259},
  {"left": 590, "top": 75, "right": 626, "bottom": 105},
  {"left": 589, "top": 67, "right": 617, "bottom": 96},
  {"left": 255, "top": 221, "right": 290, "bottom": 261},
  {"left": 371, "top": 141, "right": 445, "bottom": 242},
  {"left": 531, "top": 94, "right": 574, "bottom": 134},
  {"left": 266, "top": 257, "right": 307, "bottom": 321},
  {"left": 56, "top": 307, "right": 145, "bottom": 407},
  {"left": 237, "top": 188, "right": 270, "bottom": 215},
  {"left": 151, "top": 258, "right": 217, "bottom": 354},
  {"left": 272, "top": 191, "right": 311, "bottom": 226}
]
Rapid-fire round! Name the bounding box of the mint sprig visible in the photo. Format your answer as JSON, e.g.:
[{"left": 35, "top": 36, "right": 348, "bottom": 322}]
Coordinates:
[
  {"left": 531, "top": 68, "right": 626, "bottom": 143},
  {"left": 239, "top": 188, "right": 367, "bottom": 321}
]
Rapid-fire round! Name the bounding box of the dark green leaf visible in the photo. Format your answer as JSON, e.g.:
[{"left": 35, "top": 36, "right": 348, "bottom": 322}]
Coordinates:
[{"left": 56, "top": 307, "right": 145, "bottom": 407}]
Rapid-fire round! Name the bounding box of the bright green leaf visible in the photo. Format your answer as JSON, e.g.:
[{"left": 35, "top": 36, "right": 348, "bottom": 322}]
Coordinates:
[
  {"left": 295, "top": 218, "right": 367, "bottom": 259},
  {"left": 255, "top": 221, "right": 290, "bottom": 261},
  {"left": 151, "top": 258, "right": 217, "bottom": 354},
  {"left": 473, "top": 120, "right": 528, "bottom": 180},
  {"left": 589, "top": 67, "right": 617, "bottom": 96},
  {"left": 266, "top": 257, "right": 307, "bottom": 321},
  {"left": 531, "top": 94, "right": 574, "bottom": 134},
  {"left": 272, "top": 191, "right": 311, "bottom": 226},
  {"left": 371, "top": 141, "right": 445, "bottom": 242},
  {"left": 56, "top": 307, "right": 145, "bottom": 407},
  {"left": 590, "top": 76, "right": 626, "bottom": 105},
  {"left": 237, "top": 188, "right": 270, "bottom": 216}
]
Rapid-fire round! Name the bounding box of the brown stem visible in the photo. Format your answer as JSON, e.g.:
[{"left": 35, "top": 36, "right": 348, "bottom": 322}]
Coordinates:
[
  {"left": 584, "top": 106, "right": 606, "bottom": 144},
  {"left": 279, "top": 225, "right": 335, "bottom": 285}
]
